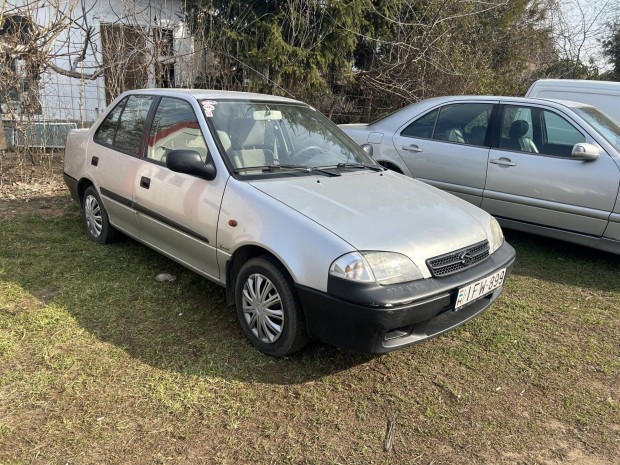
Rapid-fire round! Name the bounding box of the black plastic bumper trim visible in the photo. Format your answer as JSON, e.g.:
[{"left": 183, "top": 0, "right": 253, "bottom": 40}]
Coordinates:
[
  {"left": 63, "top": 172, "right": 80, "bottom": 204},
  {"left": 298, "top": 241, "right": 516, "bottom": 354}
]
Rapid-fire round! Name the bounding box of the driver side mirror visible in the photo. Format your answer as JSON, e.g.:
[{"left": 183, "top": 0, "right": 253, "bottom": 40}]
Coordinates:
[
  {"left": 166, "top": 150, "right": 217, "bottom": 180},
  {"left": 361, "top": 144, "right": 373, "bottom": 157},
  {"left": 571, "top": 143, "right": 600, "bottom": 161}
]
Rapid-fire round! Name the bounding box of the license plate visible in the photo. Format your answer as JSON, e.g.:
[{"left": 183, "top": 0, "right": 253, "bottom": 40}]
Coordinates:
[{"left": 455, "top": 268, "right": 506, "bottom": 310}]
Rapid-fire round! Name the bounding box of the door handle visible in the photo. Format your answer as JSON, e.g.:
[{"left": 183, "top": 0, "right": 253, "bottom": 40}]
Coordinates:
[
  {"left": 490, "top": 158, "right": 516, "bottom": 167},
  {"left": 140, "top": 177, "right": 151, "bottom": 189},
  {"left": 402, "top": 144, "right": 423, "bottom": 152},
  {"left": 91, "top": 156, "right": 99, "bottom": 166}
]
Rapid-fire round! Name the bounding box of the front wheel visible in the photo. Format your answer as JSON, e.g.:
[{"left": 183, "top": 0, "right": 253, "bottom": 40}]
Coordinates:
[
  {"left": 82, "top": 186, "right": 119, "bottom": 244},
  {"left": 235, "top": 256, "right": 308, "bottom": 357}
]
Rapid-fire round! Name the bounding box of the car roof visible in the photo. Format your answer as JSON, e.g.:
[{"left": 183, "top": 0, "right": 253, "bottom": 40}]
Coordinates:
[
  {"left": 369, "top": 95, "right": 595, "bottom": 129},
  {"left": 123, "top": 88, "right": 303, "bottom": 105}
]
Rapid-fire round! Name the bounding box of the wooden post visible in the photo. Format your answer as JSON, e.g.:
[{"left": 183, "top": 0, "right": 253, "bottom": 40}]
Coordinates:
[{"left": 0, "top": 118, "right": 8, "bottom": 151}]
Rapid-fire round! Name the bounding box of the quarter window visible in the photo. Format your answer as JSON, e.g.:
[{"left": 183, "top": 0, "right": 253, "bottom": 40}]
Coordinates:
[
  {"left": 147, "top": 97, "right": 209, "bottom": 162},
  {"left": 401, "top": 108, "right": 438, "bottom": 139}
]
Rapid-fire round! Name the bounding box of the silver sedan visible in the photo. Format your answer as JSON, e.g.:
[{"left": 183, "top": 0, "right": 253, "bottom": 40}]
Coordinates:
[{"left": 340, "top": 96, "right": 620, "bottom": 255}]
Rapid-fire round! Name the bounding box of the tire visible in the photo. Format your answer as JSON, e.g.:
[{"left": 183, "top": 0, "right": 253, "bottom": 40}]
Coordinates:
[
  {"left": 235, "top": 256, "right": 308, "bottom": 357},
  {"left": 82, "top": 186, "right": 119, "bottom": 244}
]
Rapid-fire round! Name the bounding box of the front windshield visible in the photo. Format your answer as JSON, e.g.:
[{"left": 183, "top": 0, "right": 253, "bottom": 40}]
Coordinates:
[
  {"left": 573, "top": 106, "right": 620, "bottom": 153},
  {"left": 201, "top": 100, "right": 376, "bottom": 174}
]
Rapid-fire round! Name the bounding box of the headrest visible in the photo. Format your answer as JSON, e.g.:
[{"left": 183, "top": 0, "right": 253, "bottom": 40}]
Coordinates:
[
  {"left": 509, "top": 120, "right": 529, "bottom": 139},
  {"left": 217, "top": 130, "right": 231, "bottom": 151},
  {"left": 230, "top": 118, "right": 265, "bottom": 148}
]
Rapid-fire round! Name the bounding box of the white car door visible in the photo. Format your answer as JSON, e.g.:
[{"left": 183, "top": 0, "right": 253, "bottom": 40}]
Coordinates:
[{"left": 392, "top": 101, "right": 497, "bottom": 206}]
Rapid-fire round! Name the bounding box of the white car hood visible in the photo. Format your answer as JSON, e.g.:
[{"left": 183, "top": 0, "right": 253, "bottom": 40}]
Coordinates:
[{"left": 249, "top": 171, "right": 491, "bottom": 277}]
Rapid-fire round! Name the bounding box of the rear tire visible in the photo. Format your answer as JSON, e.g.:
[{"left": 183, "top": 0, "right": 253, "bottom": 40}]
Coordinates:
[
  {"left": 82, "top": 186, "right": 119, "bottom": 244},
  {"left": 235, "top": 256, "right": 308, "bottom": 357}
]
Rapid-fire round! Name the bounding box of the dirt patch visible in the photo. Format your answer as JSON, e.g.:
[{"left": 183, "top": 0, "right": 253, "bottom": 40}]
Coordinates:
[{"left": 0, "top": 151, "right": 71, "bottom": 218}]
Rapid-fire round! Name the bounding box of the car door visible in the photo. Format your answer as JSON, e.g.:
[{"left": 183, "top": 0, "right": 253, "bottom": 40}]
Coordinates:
[
  {"left": 90, "top": 94, "right": 155, "bottom": 237},
  {"left": 392, "top": 101, "right": 497, "bottom": 206},
  {"left": 133, "top": 96, "right": 226, "bottom": 281},
  {"left": 482, "top": 103, "right": 620, "bottom": 236}
]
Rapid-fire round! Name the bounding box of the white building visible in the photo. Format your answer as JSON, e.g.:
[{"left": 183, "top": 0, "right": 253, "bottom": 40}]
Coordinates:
[{"left": 1, "top": 0, "right": 196, "bottom": 146}]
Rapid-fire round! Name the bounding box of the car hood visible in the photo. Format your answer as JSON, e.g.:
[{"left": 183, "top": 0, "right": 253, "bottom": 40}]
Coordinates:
[{"left": 249, "top": 171, "right": 491, "bottom": 277}]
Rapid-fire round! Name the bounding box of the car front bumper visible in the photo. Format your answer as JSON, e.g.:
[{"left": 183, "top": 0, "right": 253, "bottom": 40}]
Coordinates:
[{"left": 296, "top": 241, "right": 516, "bottom": 354}]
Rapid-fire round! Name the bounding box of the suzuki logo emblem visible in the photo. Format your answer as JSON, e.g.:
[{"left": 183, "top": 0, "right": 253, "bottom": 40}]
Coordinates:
[{"left": 459, "top": 251, "right": 474, "bottom": 266}]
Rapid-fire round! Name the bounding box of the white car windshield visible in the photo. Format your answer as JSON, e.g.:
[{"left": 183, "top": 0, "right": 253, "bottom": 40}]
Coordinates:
[
  {"left": 201, "top": 100, "right": 377, "bottom": 175},
  {"left": 573, "top": 106, "right": 620, "bottom": 153}
]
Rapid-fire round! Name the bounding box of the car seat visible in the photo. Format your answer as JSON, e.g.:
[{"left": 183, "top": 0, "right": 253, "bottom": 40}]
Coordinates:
[
  {"left": 505, "top": 120, "right": 538, "bottom": 153},
  {"left": 229, "top": 118, "right": 274, "bottom": 168}
]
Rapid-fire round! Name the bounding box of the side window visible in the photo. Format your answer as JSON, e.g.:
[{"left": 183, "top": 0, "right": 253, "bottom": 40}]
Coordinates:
[
  {"left": 499, "top": 106, "right": 586, "bottom": 157},
  {"left": 94, "top": 97, "right": 127, "bottom": 146},
  {"left": 147, "top": 97, "right": 209, "bottom": 162},
  {"left": 401, "top": 108, "right": 438, "bottom": 139},
  {"left": 432, "top": 103, "right": 493, "bottom": 146},
  {"left": 542, "top": 110, "right": 586, "bottom": 152},
  {"left": 114, "top": 95, "right": 154, "bottom": 155},
  {"left": 499, "top": 106, "right": 539, "bottom": 154}
]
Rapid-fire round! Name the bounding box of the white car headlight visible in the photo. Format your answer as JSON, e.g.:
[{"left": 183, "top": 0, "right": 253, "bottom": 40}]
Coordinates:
[
  {"left": 330, "top": 251, "right": 423, "bottom": 285},
  {"left": 489, "top": 217, "right": 504, "bottom": 253}
]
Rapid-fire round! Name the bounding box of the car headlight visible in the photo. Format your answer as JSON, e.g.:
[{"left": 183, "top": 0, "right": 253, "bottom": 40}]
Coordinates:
[
  {"left": 330, "top": 251, "right": 424, "bottom": 285},
  {"left": 489, "top": 217, "right": 504, "bottom": 253}
]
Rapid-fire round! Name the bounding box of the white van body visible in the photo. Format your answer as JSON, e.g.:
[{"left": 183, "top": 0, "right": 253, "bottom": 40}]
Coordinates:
[{"left": 525, "top": 79, "right": 620, "bottom": 123}]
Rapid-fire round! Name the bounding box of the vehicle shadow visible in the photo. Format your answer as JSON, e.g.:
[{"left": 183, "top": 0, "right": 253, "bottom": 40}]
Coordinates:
[
  {"left": 1, "top": 196, "right": 373, "bottom": 385},
  {"left": 504, "top": 229, "right": 619, "bottom": 293}
]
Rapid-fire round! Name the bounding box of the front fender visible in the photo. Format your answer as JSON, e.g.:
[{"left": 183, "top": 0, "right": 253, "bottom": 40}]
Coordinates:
[{"left": 217, "top": 179, "right": 354, "bottom": 293}]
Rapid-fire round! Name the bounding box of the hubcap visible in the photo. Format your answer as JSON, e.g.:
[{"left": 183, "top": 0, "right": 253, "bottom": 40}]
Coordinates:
[
  {"left": 242, "top": 273, "right": 284, "bottom": 343},
  {"left": 84, "top": 194, "right": 103, "bottom": 238}
]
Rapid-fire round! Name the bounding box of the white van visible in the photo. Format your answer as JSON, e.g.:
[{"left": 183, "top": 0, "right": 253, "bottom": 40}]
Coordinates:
[{"left": 526, "top": 79, "right": 620, "bottom": 123}]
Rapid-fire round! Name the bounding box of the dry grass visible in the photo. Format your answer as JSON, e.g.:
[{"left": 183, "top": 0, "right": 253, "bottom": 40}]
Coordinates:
[{"left": 0, "top": 157, "right": 619, "bottom": 464}]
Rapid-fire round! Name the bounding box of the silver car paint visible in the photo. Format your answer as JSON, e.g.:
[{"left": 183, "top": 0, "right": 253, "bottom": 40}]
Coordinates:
[
  {"left": 217, "top": 178, "right": 354, "bottom": 292},
  {"left": 248, "top": 170, "right": 494, "bottom": 280},
  {"left": 133, "top": 161, "right": 226, "bottom": 281},
  {"left": 64, "top": 89, "right": 507, "bottom": 294},
  {"left": 89, "top": 142, "right": 143, "bottom": 236},
  {"left": 340, "top": 95, "right": 620, "bottom": 253}
]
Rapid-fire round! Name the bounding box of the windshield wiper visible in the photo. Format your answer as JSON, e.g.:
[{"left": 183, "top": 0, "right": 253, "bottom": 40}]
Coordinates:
[
  {"left": 234, "top": 164, "right": 340, "bottom": 176},
  {"left": 335, "top": 163, "right": 384, "bottom": 172},
  {"left": 234, "top": 164, "right": 304, "bottom": 174}
]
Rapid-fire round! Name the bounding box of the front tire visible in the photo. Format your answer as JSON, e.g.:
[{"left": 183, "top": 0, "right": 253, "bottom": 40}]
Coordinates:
[
  {"left": 82, "top": 186, "right": 119, "bottom": 244},
  {"left": 235, "top": 256, "right": 308, "bottom": 357}
]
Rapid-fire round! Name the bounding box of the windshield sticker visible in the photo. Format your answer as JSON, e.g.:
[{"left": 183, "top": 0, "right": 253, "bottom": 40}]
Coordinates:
[{"left": 201, "top": 100, "right": 217, "bottom": 117}]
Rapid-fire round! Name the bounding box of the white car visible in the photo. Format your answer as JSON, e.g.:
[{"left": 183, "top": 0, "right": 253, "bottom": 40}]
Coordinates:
[{"left": 63, "top": 89, "right": 516, "bottom": 356}]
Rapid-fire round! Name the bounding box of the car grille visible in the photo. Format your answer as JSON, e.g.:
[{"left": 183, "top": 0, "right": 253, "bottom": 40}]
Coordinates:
[{"left": 426, "top": 240, "right": 490, "bottom": 277}]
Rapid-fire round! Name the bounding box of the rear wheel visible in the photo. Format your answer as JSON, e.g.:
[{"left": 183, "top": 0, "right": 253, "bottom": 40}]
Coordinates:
[
  {"left": 82, "top": 186, "right": 119, "bottom": 244},
  {"left": 235, "top": 256, "right": 308, "bottom": 357}
]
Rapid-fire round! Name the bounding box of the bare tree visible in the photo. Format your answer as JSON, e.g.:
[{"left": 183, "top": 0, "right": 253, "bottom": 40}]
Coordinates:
[{"left": 545, "top": 0, "right": 614, "bottom": 77}]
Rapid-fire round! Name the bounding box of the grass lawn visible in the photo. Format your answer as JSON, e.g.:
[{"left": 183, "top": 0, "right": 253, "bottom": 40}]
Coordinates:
[{"left": 1, "top": 191, "right": 619, "bottom": 464}]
